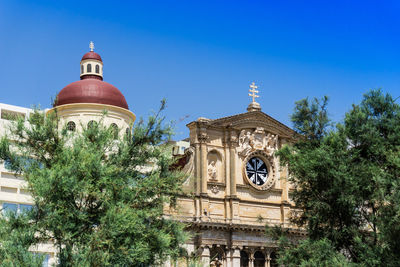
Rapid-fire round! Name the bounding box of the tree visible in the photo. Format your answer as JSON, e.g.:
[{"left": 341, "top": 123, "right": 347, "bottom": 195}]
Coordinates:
[
  {"left": 0, "top": 100, "right": 187, "bottom": 266},
  {"left": 0, "top": 212, "right": 45, "bottom": 267},
  {"left": 277, "top": 237, "right": 354, "bottom": 267},
  {"left": 276, "top": 90, "right": 400, "bottom": 266}
]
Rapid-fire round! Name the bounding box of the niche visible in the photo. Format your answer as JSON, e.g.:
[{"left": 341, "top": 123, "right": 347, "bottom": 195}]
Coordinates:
[{"left": 207, "top": 150, "right": 223, "bottom": 182}]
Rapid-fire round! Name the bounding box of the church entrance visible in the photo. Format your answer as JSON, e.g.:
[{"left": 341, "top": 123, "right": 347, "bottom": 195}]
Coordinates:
[
  {"left": 240, "top": 251, "right": 249, "bottom": 267},
  {"left": 210, "top": 247, "right": 225, "bottom": 267},
  {"left": 253, "top": 251, "right": 265, "bottom": 267}
]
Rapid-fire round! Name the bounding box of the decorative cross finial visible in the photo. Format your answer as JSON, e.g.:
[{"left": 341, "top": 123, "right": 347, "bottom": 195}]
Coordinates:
[
  {"left": 248, "top": 82, "right": 259, "bottom": 103},
  {"left": 89, "top": 41, "right": 95, "bottom": 52}
]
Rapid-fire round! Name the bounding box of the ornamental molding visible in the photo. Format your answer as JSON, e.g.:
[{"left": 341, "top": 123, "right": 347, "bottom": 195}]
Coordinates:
[
  {"left": 211, "top": 185, "right": 219, "bottom": 194},
  {"left": 208, "top": 111, "right": 295, "bottom": 139},
  {"left": 237, "top": 127, "right": 279, "bottom": 159},
  {"left": 198, "top": 132, "right": 208, "bottom": 143},
  {"left": 189, "top": 221, "right": 306, "bottom": 236}
]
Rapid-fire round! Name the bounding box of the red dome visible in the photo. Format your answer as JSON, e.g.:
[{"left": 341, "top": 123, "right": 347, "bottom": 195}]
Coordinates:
[
  {"left": 55, "top": 79, "right": 129, "bottom": 110},
  {"left": 81, "top": 51, "right": 102, "bottom": 62}
]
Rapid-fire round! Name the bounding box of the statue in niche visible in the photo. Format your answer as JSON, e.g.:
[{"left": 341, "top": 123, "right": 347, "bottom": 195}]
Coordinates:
[{"left": 208, "top": 160, "right": 218, "bottom": 180}]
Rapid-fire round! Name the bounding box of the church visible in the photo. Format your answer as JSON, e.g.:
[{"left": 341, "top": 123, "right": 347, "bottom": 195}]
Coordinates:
[
  {"left": 167, "top": 83, "right": 303, "bottom": 267},
  {"left": 0, "top": 43, "right": 302, "bottom": 267}
]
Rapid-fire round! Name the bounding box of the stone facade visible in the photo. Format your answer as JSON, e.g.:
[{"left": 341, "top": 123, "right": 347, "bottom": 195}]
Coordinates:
[{"left": 166, "top": 108, "right": 303, "bottom": 267}]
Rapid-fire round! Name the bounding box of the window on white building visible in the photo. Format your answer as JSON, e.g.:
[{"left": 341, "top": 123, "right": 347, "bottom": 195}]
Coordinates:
[
  {"left": 4, "top": 159, "right": 13, "bottom": 170},
  {"left": 42, "top": 254, "right": 49, "bottom": 267},
  {"left": 4, "top": 156, "right": 41, "bottom": 171},
  {"left": 2, "top": 203, "right": 17, "bottom": 214},
  {"left": 20, "top": 204, "right": 33, "bottom": 214},
  {"left": 2, "top": 203, "right": 33, "bottom": 216},
  {"left": 1, "top": 109, "right": 25, "bottom": 121},
  {"left": 34, "top": 253, "right": 50, "bottom": 267}
]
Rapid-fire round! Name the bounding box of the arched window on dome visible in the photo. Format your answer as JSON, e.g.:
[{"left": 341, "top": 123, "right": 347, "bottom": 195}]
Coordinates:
[
  {"left": 87, "top": 64, "right": 92, "bottom": 73},
  {"left": 81, "top": 65, "right": 84, "bottom": 74},
  {"left": 95, "top": 65, "right": 100, "bottom": 74},
  {"left": 125, "top": 127, "right": 130, "bottom": 136},
  {"left": 88, "top": 120, "right": 97, "bottom": 129},
  {"left": 110, "top": 123, "right": 118, "bottom": 139},
  {"left": 67, "top": 121, "right": 76, "bottom": 132}
]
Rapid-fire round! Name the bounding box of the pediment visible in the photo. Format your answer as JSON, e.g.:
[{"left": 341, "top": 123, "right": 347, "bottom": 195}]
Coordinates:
[{"left": 208, "top": 111, "right": 295, "bottom": 138}]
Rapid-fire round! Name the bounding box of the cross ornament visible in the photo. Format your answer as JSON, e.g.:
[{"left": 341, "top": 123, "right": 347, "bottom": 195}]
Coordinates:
[
  {"left": 89, "top": 41, "right": 95, "bottom": 52},
  {"left": 248, "top": 82, "right": 259, "bottom": 103}
]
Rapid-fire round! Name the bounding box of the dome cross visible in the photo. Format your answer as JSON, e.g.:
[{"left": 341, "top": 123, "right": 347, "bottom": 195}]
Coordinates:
[{"left": 89, "top": 41, "right": 95, "bottom": 52}]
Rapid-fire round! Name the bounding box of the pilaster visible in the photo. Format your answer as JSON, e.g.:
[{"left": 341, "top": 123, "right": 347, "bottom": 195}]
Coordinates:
[
  {"left": 248, "top": 248, "right": 257, "bottom": 267},
  {"left": 224, "top": 129, "right": 231, "bottom": 222},
  {"left": 229, "top": 130, "right": 240, "bottom": 223},
  {"left": 200, "top": 246, "right": 210, "bottom": 266},
  {"left": 195, "top": 143, "right": 201, "bottom": 195},
  {"left": 230, "top": 247, "right": 241, "bottom": 267},
  {"left": 198, "top": 128, "right": 208, "bottom": 195},
  {"left": 198, "top": 127, "right": 209, "bottom": 221}
]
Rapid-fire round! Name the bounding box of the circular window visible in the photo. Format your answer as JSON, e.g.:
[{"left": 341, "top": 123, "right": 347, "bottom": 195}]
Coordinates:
[{"left": 246, "top": 156, "right": 268, "bottom": 186}]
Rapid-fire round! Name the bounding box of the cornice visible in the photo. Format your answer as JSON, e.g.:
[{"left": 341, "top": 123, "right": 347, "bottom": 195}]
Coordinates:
[
  {"left": 188, "top": 221, "right": 306, "bottom": 236},
  {"left": 187, "top": 111, "right": 297, "bottom": 140}
]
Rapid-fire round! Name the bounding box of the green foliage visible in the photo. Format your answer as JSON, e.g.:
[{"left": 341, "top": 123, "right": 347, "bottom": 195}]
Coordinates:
[
  {"left": 276, "top": 90, "right": 400, "bottom": 266},
  {"left": 278, "top": 237, "right": 353, "bottom": 267},
  {"left": 291, "top": 95, "right": 330, "bottom": 144},
  {"left": 0, "top": 212, "right": 44, "bottom": 267},
  {"left": 266, "top": 226, "right": 354, "bottom": 266},
  {"left": 187, "top": 258, "right": 206, "bottom": 267},
  {"left": 0, "top": 100, "right": 187, "bottom": 266}
]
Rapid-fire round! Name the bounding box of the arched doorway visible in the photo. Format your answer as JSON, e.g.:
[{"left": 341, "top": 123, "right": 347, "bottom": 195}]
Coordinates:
[
  {"left": 254, "top": 251, "right": 265, "bottom": 267},
  {"left": 240, "top": 250, "right": 249, "bottom": 267},
  {"left": 210, "top": 247, "right": 225, "bottom": 267},
  {"left": 270, "top": 251, "right": 278, "bottom": 267}
]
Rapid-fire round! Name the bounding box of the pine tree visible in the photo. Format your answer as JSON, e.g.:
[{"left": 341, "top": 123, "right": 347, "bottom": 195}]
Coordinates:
[
  {"left": 0, "top": 100, "right": 187, "bottom": 266},
  {"left": 275, "top": 90, "right": 400, "bottom": 266}
]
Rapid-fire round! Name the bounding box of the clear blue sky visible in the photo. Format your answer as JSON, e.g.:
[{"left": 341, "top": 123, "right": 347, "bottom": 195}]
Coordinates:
[{"left": 1, "top": 0, "right": 400, "bottom": 139}]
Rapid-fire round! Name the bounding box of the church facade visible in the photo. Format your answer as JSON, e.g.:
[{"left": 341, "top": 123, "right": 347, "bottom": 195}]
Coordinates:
[
  {"left": 167, "top": 90, "right": 301, "bottom": 267},
  {"left": 0, "top": 44, "right": 301, "bottom": 267}
]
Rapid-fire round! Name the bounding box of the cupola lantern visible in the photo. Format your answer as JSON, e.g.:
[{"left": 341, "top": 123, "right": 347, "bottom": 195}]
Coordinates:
[{"left": 80, "top": 41, "right": 104, "bottom": 80}]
